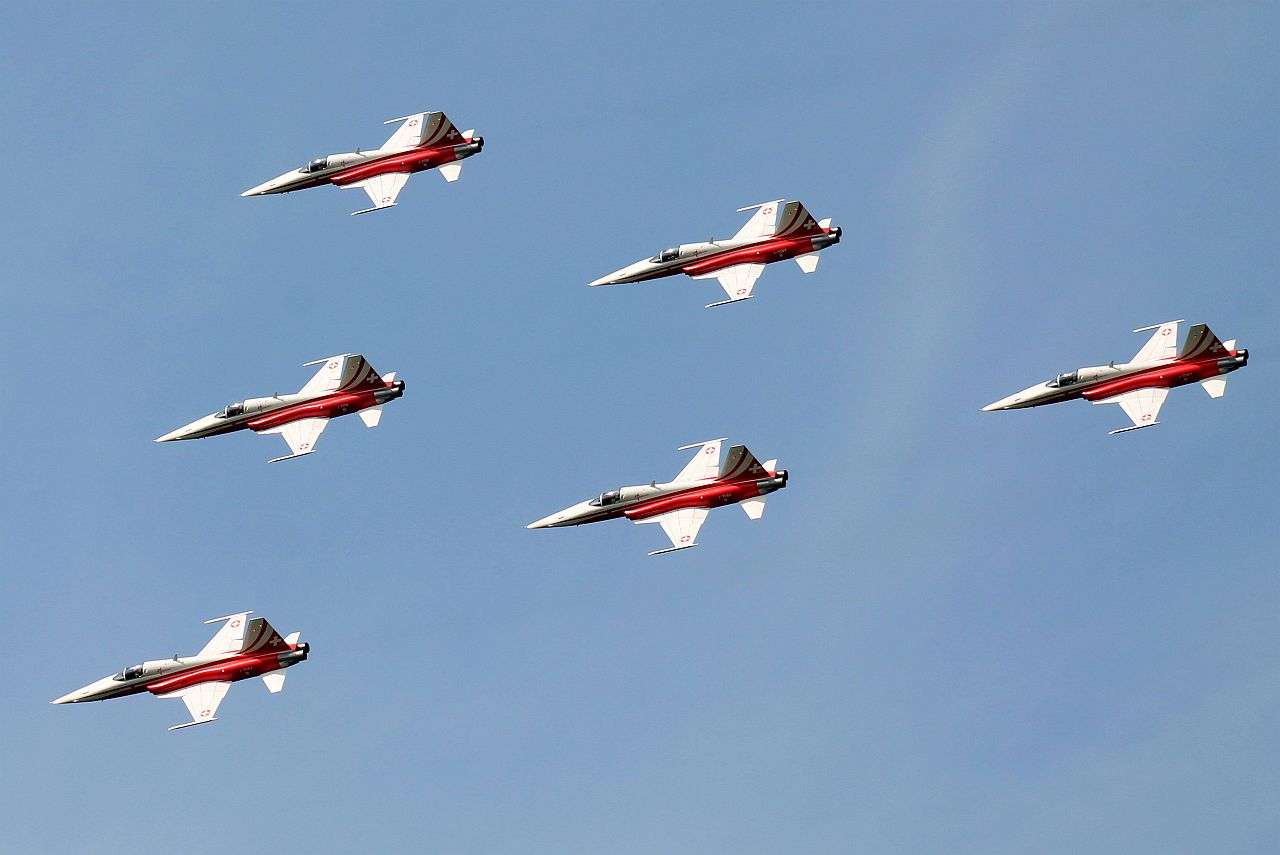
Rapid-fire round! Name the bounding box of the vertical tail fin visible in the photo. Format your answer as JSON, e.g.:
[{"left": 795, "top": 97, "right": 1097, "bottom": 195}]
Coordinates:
[
  {"left": 381, "top": 111, "right": 464, "bottom": 150},
  {"left": 299, "top": 354, "right": 387, "bottom": 396},
  {"left": 719, "top": 445, "right": 769, "bottom": 481},
  {"left": 1179, "top": 324, "right": 1228, "bottom": 359},
  {"left": 240, "top": 617, "right": 287, "bottom": 654},
  {"left": 772, "top": 201, "right": 826, "bottom": 238}
]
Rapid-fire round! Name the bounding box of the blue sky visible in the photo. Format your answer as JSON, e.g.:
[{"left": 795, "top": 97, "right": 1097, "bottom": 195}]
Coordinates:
[{"left": 2, "top": 2, "right": 1276, "bottom": 853}]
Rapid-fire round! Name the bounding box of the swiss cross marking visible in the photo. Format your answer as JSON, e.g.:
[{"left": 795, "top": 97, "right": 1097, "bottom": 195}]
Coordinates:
[
  {"left": 1161, "top": 328, "right": 1172, "bottom": 336},
  {"left": 328, "top": 361, "right": 338, "bottom": 369},
  {"left": 680, "top": 535, "right": 691, "bottom": 543},
  {"left": 1142, "top": 414, "right": 1152, "bottom": 421},
  {"left": 230, "top": 619, "right": 241, "bottom": 628},
  {"left": 705, "top": 447, "right": 715, "bottom": 454},
  {"left": 200, "top": 709, "right": 211, "bottom": 717},
  {"left": 300, "top": 442, "right": 310, "bottom": 451},
  {"left": 408, "top": 119, "right": 419, "bottom": 127}
]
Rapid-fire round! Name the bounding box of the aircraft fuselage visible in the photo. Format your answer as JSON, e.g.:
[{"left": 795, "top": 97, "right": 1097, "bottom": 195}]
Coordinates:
[
  {"left": 157, "top": 380, "right": 404, "bottom": 442},
  {"left": 51, "top": 644, "right": 308, "bottom": 705},
  {"left": 984, "top": 349, "right": 1248, "bottom": 411},
  {"left": 243, "top": 137, "right": 483, "bottom": 197},
  {"left": 528, "top": 469, "right": 788, "bottom": 529},
  {"left": 590, "top": 227, "right": 841, "bottom": 287}
]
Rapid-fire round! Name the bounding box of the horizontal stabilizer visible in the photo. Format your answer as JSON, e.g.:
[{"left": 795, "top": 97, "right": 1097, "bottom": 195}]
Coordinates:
[
  {"left": 262, "top": 672, "right": 287, "bottom": 694},
  {"left": 359, "top": 407, "right": 383, "bottom": 428},
  {"left": 439, "top": 162, "right": 462, "bottom": 182},
  {"left": 742, "top": 497, "right": 766, "bottom": 520},
  {"left": 284, "top": 632, "right": 300, "bottom": 646},
  {"left": 795, "top": 252, "right": 820, "bottom": 273},
  {"left": 382, "top": 372, "right": 396, "bottom": 383},
  {"left": 1201, "top": 377, "right": 1227, "bottom": 398}
]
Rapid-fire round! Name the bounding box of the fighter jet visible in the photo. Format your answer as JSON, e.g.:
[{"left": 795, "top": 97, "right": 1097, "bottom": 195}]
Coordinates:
[
  {"left": 242, "top": 111, "right": 483, "bottom": 215},
  {"left": 589, "top": 200, "right": 841, "bottom": 307},
  {"left": 527, "top": 439, "right": 787, "bottom": 555},
  {"left": 156, "top": 353, "right": 404, "bottom": 462},
  {"left": 51, "top": 612, "right": 307, "bottom": 731},
  {"left": 982, "top": 321, "right": 1249, "bottom": 434}
]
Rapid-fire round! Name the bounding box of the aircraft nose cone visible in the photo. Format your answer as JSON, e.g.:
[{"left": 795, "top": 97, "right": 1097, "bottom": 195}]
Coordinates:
[
  {"left": 981, "top": 401, "right": 1002, "bottom": 412},
  {"left": 51, "top": 690, "right": 79, "bottom": 704},
  {"left": 526, "top": 512, "right": 565, "bottom": 529},
  {"left": 588, "top": 274, "right": 615, "bottom": 287}
]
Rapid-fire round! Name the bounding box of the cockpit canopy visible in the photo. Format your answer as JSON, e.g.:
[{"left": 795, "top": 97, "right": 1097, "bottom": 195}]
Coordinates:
[
  {"left": 590, "top": 489, "right": 622, "bottom": 507},
  {"left": 1047, "top": 371, "right": 1079, "bottom": 388},
  {"left": 303, "top": 157, "right": 329, "bottom": 173},
  {"left": 217, "top": 402, "right": 245, "bottom": 419},
  {"left": 113, "top": 664, "right": 144, "bottom": 681},
  {"left": 651, "top": 247, "right": 681, "bottom": 263}
]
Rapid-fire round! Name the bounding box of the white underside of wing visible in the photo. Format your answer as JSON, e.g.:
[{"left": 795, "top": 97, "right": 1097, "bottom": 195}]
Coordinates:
[
  {"left": 160, "top": 681, "right": 231, "bottom": 729},
  {"left": 262, "top": 672, "right": 287, "bottom": 693},
  {"left": 438, "top": 162, "right": 462, "bottom": 182},
  {"left": 694, "top": 263, "right": 765, "bottom": 304},
  {"left": 359, "top": 406, "right": 383, "bottom": 428},
  {"left": 636, "top": 507, "right": 710, "bottom": 553},
  {"left": 741, "top": 497, "right": 766, "bottom": 520},
  {"left": 1096, "top": 386, "right": 1169, "bottom": 428},
  {"left": 347, "top": 172, "right": 410, "bottom": 210},
  {"left": 261, "top": 417, "right": 329, "bottom": 458}
]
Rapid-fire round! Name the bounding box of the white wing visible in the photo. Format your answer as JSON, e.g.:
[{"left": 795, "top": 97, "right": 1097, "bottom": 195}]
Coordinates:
[
  {"left": 1131, "top": 321, "right": 1180, "bottom": 362},
  {"left": 741, "top": 497, "right": 767, "bottom": 519},
  {"left": 694, "top": 263, "right": 765, "bottom": 306},
  {"left": 732, "top": 200, "right": 782, "bottom": 241},
  {"left": 381, "top": 112, "right": 428, "bottom": 150},
  {"left": 358, "top": 406, "right": 383, "bottom": 427},
  {"left": 635, "top": 508, "right": 709, "bottom": 555},
  {"left": 673, "top": 439, "right": 724, "bottom": 483},
  {"left": 262, "top": 672, "right": 287, "bottom": 693},
  {"left": 345, "top": 172, "right": 411, "bottom": 213},
  {"left": 261, "top": 417, "right": 329, "bottom": 461},
  {"left": 1096, "top": 387, "right": 1169, "bottom": 432},
  {"left": 161, "top": 681, "right": 232, "bottom": 730},
  {"left": 438, "top": 162, "right": 463, "bottom": 182},
  {"left": 198, "top": 612, "right": 252, "bottom": 658}
]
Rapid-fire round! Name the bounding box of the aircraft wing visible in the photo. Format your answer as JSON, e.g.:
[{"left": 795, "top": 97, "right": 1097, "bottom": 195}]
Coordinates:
[
  {"left": 261, "top": 417, "right": 329, "bottom": 462},
  {"left": 161, "top": 681, "right": 232, "bottom": 731},
  {"left": 1096, "top": 387, "right": 1169, "bottom": 434},
  {"left": 673, "top": 438, "right": 725, "bottom": 483},
  {"left": 1131, "top": 321, "right": 1181, "bottom": 362},
  {"left": 635, "top": 507, "right": 709, "bottom": 555},
  {"left": 693, "top": 263, "right": 766, "bottom": 308},
  {"left": 198, "top": 612, "right": 253, "bottom": 658},
  {"left": 345, "top": 172, "right": 411, "bottom": 215},
  {"left": 732, "top": 200, "right": 782, "bottom": 241}
]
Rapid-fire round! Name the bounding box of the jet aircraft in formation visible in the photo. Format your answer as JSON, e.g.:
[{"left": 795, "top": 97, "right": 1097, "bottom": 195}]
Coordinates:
[
  {"left": 590, "top": 200, "right": 841, "bottom": 307},
  {"left": 51, "top": 612, "right": 307, "bottom": 730},
  {"left": 242, "top": 111, "right": 483, "bottom": 215},
  {"left": 982, "top": 321, "right": 1248, "bottom": 434},
  {"left": 527, "top": 439, "right": 787, "bottom": 555},
  {"left": 156, "top": 353, "right": 404, "bottom": 462}
]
